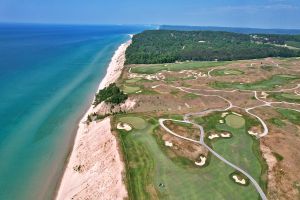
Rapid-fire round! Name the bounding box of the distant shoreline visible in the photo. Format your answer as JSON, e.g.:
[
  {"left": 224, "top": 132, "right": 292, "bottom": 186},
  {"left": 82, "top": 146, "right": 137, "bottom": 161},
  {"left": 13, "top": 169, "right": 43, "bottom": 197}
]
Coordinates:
[{"left": 55, "top": 39, "right": 132, "bottom": 200}]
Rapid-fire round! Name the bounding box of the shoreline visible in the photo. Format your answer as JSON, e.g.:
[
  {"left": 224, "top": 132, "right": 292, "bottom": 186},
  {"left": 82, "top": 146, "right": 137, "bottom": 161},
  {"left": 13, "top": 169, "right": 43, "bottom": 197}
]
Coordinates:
[{"left": 55, "top": 39, "right": 132, "bottom": 200}]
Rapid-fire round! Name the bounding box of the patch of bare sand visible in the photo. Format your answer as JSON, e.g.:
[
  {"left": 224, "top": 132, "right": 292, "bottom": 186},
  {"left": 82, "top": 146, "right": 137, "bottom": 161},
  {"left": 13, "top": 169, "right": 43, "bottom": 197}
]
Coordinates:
[{"left": 56, "top": 118, "right": 127, "bottom": 200}]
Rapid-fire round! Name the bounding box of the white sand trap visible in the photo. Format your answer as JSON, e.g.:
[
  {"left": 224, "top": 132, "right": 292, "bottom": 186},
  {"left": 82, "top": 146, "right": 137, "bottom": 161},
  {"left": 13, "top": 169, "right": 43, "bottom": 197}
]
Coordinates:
[
  {"left": 219, "top": 119, "right": 224, "bottom": 124},
  {"left": 248, "top": 130, "right": 258, "bottom": 136},
  {"left": 135, "top": 90, "right": 142, "bottom": 94},
  {"left": 195, "top": 156, "right": 207, "bottom": 166},
  {"left": 221, "top": 112, "right": 229, "bottom": 118},
  {"left": 221, "top": 133, "right": 231, "bottom": 138},
  {"left": 117, "top": 122, "right": 132, "bottom": 131},
  {"left": 165, "top": 141, "right": 173, "bottom": 147},
  {"left": 232, "top": 112, "right": 242, "bottom": 117},
  {"left": 261, "top": 92, "right": 269, "bottom": 99},
  {"left": 233, "top": 175, "right": 246, "bottom": 185},
  {"left": 208, "top": 134, "right": 219, "bottom": 140},
  {"left": 151, "top": 85, "right": 161, "bottom": 89}
]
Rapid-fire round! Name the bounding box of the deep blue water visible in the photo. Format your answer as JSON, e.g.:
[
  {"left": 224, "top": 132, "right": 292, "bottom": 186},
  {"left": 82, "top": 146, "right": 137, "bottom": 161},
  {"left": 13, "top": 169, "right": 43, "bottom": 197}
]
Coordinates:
[{"left": 0, "top": 23, "right": 146, "bottom": 200}]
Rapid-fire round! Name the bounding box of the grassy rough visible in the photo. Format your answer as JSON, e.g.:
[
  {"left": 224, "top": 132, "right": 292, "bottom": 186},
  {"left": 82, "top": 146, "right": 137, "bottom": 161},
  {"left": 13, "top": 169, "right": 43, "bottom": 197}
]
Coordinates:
[
  {"left": 131, "top": 61, "right": 229, "bottom": 74},
  {"left": 211, "top": 74, "right": 299, "bottom": 90},
  {"left": 211, "top": 69, "right": 244, "bottom": 76}
]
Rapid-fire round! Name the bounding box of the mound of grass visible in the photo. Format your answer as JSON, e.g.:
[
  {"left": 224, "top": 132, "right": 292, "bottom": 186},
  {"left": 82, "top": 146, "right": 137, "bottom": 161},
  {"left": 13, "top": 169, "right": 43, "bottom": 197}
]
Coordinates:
[
  {"left": 225, "top": 114, "right": 246, "bottom": 129},
  {"left": 277, "top": 108, "right": 300, "bottom": 125},
  {"left": 211, "top": 74, "right": 299, "bottom": 90},
  {"left": 272, "top": 152, "right": 284, "bottom": 161},
  {"left": 119, "top": 116, "right": 147, "bottom": 130},
  {"left": 123, "top": 85, "right": 141, "bottom": 94},
  {"left": 211, "top": 69, "right": 244, "bottom": 76},
  {"left": 131, "top": 61, "right": 229, "bottom": 74}
]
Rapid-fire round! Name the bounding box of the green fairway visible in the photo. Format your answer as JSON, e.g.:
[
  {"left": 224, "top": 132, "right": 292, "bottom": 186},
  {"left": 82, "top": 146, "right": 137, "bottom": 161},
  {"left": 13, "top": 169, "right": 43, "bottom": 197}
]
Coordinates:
[
  {"left": 211, "top": 69, "right": 244, "bottom": 76},
  {"left": 225, "top": 114, "right": 245, "bottom": 129},
  {"left": 125, "top": 77, "right": 142, "bottom": 83},
  {"left": 196, "top": 112, "right": 267, "bottom": 192},
  {"left": 211, "top": 74, "right": 299, "bottom": 90},
  {"left": 123, "top": 85, "right": 141, "bottom": 94},
  {"left": 117, "top": 115, "right": 260, "bottom": 200},
  {"left": 131, "top": 61, "right": 230, "bottom": 74},
  {"left": 118, "top": 116, "right": 147, "bottom": 129},
  {"left": 270, "top": 92, "right": 300, "bottom": 103},
  {"left": 277, "top": 108, "right": 300, "bottom": 125}
]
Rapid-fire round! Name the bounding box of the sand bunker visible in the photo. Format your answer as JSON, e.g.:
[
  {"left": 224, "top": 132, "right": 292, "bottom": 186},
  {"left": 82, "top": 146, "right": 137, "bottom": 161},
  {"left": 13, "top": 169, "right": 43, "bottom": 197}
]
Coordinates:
[
  {"left": 232, "top": 175, "right": 246, "bottom": 185},
  {"left": 248, "top": 130, "right": 259, "bottom": 136},
  {"left": 221, "top": 133, "right": 231, "bottom": 138},
  {"left": 208, "top": 134, "right": 220, "bottom": 140},
  {"left": 195, "top": 156, "right": 207, "bottom": 166},
  {"left": 117, "top": 122, "right": 132, "bottom": 131},
  {"left": 221, "top": 112, "right": 229, "bottom": 118},
  {"left": 164, "top": 141, "right": 173, "bottom": 147}
]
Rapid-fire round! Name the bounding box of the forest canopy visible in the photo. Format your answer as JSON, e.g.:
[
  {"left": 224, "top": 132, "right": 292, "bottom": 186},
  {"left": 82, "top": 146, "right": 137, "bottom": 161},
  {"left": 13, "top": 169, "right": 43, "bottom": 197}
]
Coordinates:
[
  {"left": 125, "top": 30, "right": 300, "bottom": 64},
  {"left": 94, "top": 83, "right": 128, "bottom": 106}
]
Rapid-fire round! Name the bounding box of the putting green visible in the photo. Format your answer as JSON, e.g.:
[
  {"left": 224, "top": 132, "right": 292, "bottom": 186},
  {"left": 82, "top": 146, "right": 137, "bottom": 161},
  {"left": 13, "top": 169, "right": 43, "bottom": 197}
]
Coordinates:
[
  {"left": 225, "top": 114, "right": 245, "bottom": 129},
  {"left": 123, "top": 85, "right": 141, "bottom": 94},
  {"left": 118, "top": 116, "right": 147, "bottom": 130}
]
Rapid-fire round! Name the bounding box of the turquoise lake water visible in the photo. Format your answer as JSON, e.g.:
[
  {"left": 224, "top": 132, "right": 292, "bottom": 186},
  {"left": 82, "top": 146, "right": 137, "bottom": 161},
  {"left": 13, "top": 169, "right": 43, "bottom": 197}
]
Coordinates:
[{"left": 0, "top": 24, "right": 146, "bottom": 200}]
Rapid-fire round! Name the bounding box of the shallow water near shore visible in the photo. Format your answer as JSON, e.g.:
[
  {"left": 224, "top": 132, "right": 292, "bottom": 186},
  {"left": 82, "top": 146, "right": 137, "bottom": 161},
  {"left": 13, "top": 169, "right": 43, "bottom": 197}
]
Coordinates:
[{"left": 0, "top": 23, "right": 145, "bottom": 200}]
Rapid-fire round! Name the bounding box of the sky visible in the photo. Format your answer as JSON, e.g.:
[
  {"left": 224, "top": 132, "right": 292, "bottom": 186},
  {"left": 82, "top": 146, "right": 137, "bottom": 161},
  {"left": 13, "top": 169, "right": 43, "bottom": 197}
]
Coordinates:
[{"left": 0, "top": 0, "right": 300, "bottom": 29}]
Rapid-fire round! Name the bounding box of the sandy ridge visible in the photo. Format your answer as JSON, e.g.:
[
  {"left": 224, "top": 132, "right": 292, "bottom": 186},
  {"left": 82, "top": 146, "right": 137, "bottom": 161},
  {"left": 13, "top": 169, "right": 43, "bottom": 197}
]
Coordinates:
[{"left": 56, "top": 39, "right": 132, "bottom": 200}]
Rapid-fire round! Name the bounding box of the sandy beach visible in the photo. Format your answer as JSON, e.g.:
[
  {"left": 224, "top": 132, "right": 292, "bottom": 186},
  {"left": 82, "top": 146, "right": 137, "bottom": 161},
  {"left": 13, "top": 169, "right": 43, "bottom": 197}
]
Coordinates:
[{"left": 56, "top": 39, "right": 131, "bottom": 200}]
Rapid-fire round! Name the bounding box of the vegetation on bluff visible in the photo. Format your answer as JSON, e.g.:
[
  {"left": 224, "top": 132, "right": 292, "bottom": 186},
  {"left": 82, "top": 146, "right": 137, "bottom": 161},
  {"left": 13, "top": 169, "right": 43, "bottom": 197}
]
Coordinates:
[
  {"left": 94, "top": 83, "right": 128, "bottom": 106},
  {"left": 125, "top": 30, "right": 300, "bottom": 64}
]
